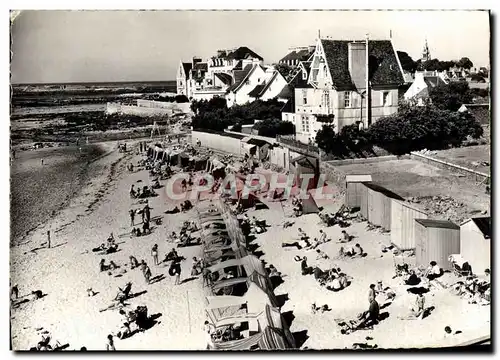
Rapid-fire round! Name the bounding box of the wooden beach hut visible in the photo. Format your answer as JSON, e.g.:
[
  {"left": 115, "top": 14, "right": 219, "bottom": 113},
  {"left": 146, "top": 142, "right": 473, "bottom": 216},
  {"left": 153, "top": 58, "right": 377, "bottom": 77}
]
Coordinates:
[
  {"left": 415, "top": 219, "right": 460, "bottom": 271},
  {"left": 345, "top": 175, "right": 372, "bottom": 209},
  {"left": 460, "top": 217, "right": 491, "bottom": 275},
  {"left": 363, "top": 183, "right": 404, "bottom": 230},
  {"left": 391, "top": 200, "right": 429, "bottom": 250}
]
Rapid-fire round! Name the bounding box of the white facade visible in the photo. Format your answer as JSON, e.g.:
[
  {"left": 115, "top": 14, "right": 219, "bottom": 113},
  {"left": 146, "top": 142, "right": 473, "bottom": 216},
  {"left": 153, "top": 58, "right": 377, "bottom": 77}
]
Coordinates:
[
  {"left": 404, "top": 71, "right": 449, "bottom": 102},
  {"left": 226, "top": 65, "right": 267, "bottom": 107},
  {"left": 259, "top": 71, "right": 288, "bottom": 102}
]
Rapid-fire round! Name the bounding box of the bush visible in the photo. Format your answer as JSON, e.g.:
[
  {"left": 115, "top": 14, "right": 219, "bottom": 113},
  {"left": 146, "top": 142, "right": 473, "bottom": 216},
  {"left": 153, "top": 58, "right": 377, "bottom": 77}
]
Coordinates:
[
  {"left": 175, "top": 95, "right": 189, "bottom": 103},
  {"left": 368, "top": 105, "right": 483, "bottom": 154},
  {"left": 253, "top": 119, "right": 295, "bottom": 138}
]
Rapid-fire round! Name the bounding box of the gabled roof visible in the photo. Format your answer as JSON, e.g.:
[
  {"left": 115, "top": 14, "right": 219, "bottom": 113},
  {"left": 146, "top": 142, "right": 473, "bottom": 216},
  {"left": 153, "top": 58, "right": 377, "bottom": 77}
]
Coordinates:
[
  {"left": 227, "top": 64, "right": 255, "bottom": 93},
  {"left": 248, "top": 72, "right": 279, "bottom": 98},
  {"left": 415, "top": 219, "right": 460, "bottom": 230},
  {"left": 214, "top": 72, "right": 233, "bottom": 86},
  {"left": 320, "top": 39, "right": 404, "bottom": 91},
  {"left": 182, "top": 62, "right": 192, "bottom": 77},
  {"left": 226, "top": 46, "right": 263, "bottom": 61},
  {"left": 280, "top": 98, "right": 294, "bottom": 113}
]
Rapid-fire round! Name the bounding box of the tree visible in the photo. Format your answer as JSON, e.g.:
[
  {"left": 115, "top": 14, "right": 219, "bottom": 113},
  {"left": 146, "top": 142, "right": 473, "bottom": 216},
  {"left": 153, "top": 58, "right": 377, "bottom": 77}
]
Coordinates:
[
  {"left": 422, "top": 59, "right": 441, "bottom": 71},
  {"left": 457, "top": 57, "right": 473, "bottom": 70},
  {"left": 397, "top": 51, "right": 417, "bottom": 73},
  {"left": 429, "top": 81, "right": 472, "bottom": 111},
  {"left": 253, "top": 119, "right": 295, "bottom": 138}
]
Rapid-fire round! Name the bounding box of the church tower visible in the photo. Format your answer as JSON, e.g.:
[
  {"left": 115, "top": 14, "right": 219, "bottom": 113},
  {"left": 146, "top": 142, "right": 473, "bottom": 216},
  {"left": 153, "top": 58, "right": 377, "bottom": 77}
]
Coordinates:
[{"left": 421, "top": 38, "right": 431, "bottom": 62}]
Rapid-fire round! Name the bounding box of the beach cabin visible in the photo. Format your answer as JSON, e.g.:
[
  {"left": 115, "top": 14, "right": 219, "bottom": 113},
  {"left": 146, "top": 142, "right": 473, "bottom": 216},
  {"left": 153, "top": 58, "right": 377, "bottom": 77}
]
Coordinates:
[
  {"left": 391, "top": 200, "right": 429, "bottom": 250},
  {"left": 361, "top": 183, "right": 404, "bottom": 230},
  {"left": 460, "top": 217, "right": 491, "bottom": 275},
  {"left": 415, "top": 219, "right": 460, "bottom": 271},
  {"left": 345, "top": 175, "right": 372, "bottom": 209}
]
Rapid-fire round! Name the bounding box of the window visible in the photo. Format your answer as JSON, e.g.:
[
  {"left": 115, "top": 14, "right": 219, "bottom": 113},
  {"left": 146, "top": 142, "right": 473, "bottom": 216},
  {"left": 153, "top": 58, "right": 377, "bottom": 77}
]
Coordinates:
[
  {"left": 301, "top": 116, "right": 310, "bottom": 133},
  {"left": 179, "top": 81, "right": 183, "bottom": 86},
  {"left": 382, "top": 91, "right": 391, "bottom": 106},
  {"left": 344, "top": 91, "right": 351, "bottom": 108},
  {"left": 323, "top": 90, "right": 330, "bottom": 109},
  {"left": 302, "top": 90, "right": 308, "bottom": 105},
  {"left": 302, "top": 71, "right": 307, "bottom": 80},
  {"left": 245, "top": 79, "right": 250, "bottom": 85}
]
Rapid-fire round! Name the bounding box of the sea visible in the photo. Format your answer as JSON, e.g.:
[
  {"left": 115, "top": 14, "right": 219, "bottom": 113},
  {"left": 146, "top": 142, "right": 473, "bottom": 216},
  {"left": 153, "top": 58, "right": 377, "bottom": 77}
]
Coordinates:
[{"left": 10, "top": 81, "right": 176, "bottom": 246}]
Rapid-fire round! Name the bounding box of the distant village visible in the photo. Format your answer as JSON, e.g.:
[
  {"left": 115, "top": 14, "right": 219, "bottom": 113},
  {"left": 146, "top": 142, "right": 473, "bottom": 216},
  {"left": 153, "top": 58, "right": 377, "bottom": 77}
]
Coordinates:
[{"left": 176, "top": 36, "right": 489, "bottom": 145}]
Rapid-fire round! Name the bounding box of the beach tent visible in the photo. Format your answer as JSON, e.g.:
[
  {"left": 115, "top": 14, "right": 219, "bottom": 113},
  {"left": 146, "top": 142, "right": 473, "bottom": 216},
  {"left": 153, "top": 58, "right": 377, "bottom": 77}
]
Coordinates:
[
  {"left": 301, "top": 194, "right": 320, "bottom": 214},
  {"left": 208, "top": 255, "right": 267, "bottom": 279},
  {"left": 205, "top": 282, "right": 274, "bottom": 323},
  {"left": 209, "top": 304, "right": 295, "bottom": 350},
  {"left": 204, "top": 246, "right": 249, "bottom": 266}
]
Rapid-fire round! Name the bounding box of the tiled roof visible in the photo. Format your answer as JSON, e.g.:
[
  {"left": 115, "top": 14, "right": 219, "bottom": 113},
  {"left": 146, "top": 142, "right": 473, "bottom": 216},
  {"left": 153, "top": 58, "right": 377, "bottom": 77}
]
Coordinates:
[
  {"left": 320, "top": 39, "right": 404, "bottom": 91},
  {"left": 280, "top": 98, "right": 294, "bottom": 113},
  {"left": 226, "top": 46, "right": 263, "bottom": 61},
  {"left": 214, "top": 72, "right": 233, "bottom": 86},
  {"left": 279, "top": 48, "right": 314, "bottom": 63},
  {"left": 182, "top": 62, "right": 192, "bottom": 77},
  {"left": 227, "top": 64, "right": 254, "bottom": 93}
]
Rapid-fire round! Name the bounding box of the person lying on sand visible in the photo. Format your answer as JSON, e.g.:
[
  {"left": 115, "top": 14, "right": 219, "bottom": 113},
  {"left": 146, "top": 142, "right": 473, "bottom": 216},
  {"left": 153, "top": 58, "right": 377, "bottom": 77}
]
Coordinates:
[
  {"left": 316, "top": 249, "right": 329, "bottom": 260},
  {"left": 165, "top": 206, "right": 180, "bottom": 214},
  {"left": 311, "top": 303, "right": 331, "bottom": 314},
  {"left": 92, "top": 244, "right": 106, "bottom": 252},
  {"left": 282, "top": 238, "right": 312, "bottom": 250}
]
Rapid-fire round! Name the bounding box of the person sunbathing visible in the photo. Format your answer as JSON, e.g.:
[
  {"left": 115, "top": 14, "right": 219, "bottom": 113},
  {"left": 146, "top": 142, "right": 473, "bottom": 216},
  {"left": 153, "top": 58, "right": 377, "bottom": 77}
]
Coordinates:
[
  {"left": 316, "top": 249, "right": 329, "bottom": 260},
  {"left": 282, "top": 238, "right": 311, "bottom": 250},
  {"left": 93, "top": 243, "right": 106, "bottom": 252},
  {"left": 129, "top": 256, "right": 139, "bottom": 269},
  {"left": 404, "top": 270, "right": 421, "bottom": 286}
]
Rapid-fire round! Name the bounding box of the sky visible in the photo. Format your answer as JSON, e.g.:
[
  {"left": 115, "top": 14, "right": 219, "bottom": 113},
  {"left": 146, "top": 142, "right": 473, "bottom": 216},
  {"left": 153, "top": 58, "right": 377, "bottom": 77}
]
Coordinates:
[{"left": 10, "top": 10, "right": 490, "bottom": 84}]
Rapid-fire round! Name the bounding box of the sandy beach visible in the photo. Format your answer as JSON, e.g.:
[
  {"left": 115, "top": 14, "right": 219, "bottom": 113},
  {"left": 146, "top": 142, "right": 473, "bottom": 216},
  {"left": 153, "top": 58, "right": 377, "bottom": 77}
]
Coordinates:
[{"left": 9, "top": 141, "right": 490, "bottom": 350}]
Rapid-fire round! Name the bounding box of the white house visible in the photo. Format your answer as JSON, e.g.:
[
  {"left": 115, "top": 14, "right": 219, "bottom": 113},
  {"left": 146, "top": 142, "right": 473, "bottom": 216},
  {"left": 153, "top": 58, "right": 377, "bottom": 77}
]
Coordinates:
[
  {"left": 247, "top": 67, "right": 288, "bottom": 102},
  {"left": 287, "top": 37, "right": 405, "bottom": 144},
  {"left": 225, "top": 64, "right": 267, "bottom": 107},
  {"left": 404, "top": 71, "right": 449, "bottom": 106}
]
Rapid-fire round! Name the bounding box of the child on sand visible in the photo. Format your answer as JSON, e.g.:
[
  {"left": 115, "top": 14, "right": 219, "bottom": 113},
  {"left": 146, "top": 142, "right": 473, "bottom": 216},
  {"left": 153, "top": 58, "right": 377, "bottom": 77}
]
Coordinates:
[{"left": 105, "top": 335, "right": 116, "bottom": 351}]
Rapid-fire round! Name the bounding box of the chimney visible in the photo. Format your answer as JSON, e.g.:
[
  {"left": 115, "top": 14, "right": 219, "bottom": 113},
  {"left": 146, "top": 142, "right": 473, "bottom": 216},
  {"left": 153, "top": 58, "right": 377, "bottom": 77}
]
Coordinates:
[
  {"left": 348, "top": 41, "right": 367, "bottom": 91},
  {"left": 192, "top": 57, "right": 202, "bottom": 66}
]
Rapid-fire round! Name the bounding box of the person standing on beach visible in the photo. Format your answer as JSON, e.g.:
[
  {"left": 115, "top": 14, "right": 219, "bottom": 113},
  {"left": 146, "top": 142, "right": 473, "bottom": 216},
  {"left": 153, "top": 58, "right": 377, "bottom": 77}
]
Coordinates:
[
  {"left": 105, "top": 335, "right": 116, "bottom": 351},
  {"left": 172, "top": 259, "right": 182, "bottom": 285},
  {"left": 129, "top": 209, "right": 135, "bottom": 227},
  {"left": 141, "top": 260, "right": 152, "bottom": 284},
  {"left": 143, "top": 203, "right": 151, "bottom": 224},
  {"left": 151, "top": 244, "right": 159, "bottom": 266},
  {"left": 41, "top": 158, "right": 44, "bottom": 166}
]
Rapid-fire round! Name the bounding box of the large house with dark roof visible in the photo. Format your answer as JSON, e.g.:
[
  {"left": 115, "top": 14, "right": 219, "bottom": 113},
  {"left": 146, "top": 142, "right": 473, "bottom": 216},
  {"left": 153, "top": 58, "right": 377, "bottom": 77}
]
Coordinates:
[
  {"left": 177, "top": 46, "right": 267, "bottom": 102},
  {"left": 279, "top": 46, "right": 315, "bottom": 67},
  {"left": 288, "top": 37, "right": 405, "bottom": 144}
]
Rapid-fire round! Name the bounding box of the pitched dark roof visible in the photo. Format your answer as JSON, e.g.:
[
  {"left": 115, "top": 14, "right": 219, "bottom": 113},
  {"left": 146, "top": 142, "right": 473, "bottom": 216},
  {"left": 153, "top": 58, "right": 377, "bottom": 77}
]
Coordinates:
[
  {"left": 246, "top": 138, "right": 270, "bottom": 147},
  {"left": 227, "top": 64, "right": 254, "bottom": 93},
  {"left": 182, "top": 62, "right": 192, "bottom": 77},
  {"left": 279, "top": 48, "right": 315, "bottom": 63},
  {"left": 471, "top": 217, "right": 491, "bottom": 238},
  {"left": 363, "top": 182, "right": 404, "bottom": 200},
  {"left": 415, "top": 219, "right": 460, "bottom": 230},
  {"left": 226, "top": 47, "right": 263, "bottom": 61},
  {"left": 320, "top": 39, "right": 404, "bottom": 91},
  {"left": 248, "top": 84, "right": 266, "bottom": 98},
  {"left": 193, "top": 63, "right": 208, "bottom": 71},
  {"left": 280, "top": 98, "right": 294, "bottom": 113},
  {"left": 248, "top": 72, "right": 279, "bottom": 98},
  {"left": 214, "top": 72, "right": 233, "bottom": 86}
]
